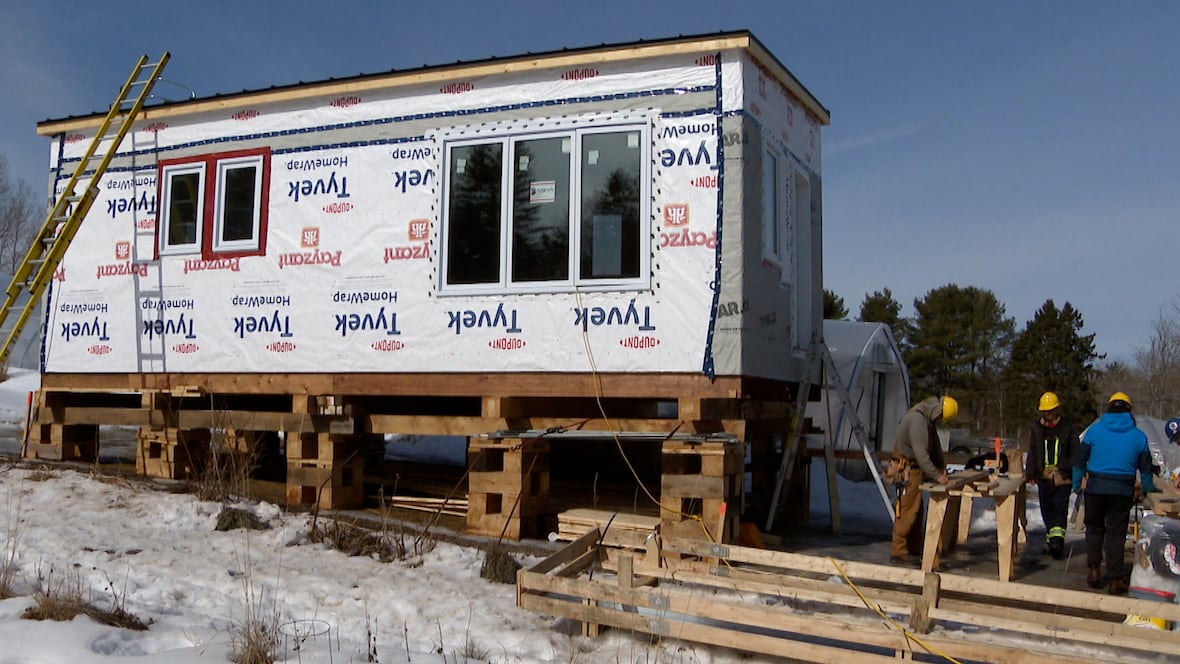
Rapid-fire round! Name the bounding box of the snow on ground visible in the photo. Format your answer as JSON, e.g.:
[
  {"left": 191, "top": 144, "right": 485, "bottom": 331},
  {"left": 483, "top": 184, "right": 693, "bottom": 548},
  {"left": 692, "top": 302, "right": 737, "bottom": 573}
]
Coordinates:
[
  {"left": 0, "top": 369, "right": 759, "bottom": 663},
  {"left": 0, "top": 368, "right": 1160, "bottom": 663}
]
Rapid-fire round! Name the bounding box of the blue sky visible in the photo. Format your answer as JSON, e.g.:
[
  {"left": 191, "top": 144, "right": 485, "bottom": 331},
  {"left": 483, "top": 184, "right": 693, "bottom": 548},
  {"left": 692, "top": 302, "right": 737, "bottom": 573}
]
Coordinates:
[{"left": 0, "top": 0, "right": 1176, "bottom": 363}]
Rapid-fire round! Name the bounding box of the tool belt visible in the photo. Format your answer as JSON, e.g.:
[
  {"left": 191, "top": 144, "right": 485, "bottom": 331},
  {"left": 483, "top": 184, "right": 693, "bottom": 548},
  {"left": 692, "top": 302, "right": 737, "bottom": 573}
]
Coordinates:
[
  {"left": 884, "top": 455, "right": 911, "bottom": 485},
  {"left": 1041, "top": 466, "right": 1071, "bottom": 487}
]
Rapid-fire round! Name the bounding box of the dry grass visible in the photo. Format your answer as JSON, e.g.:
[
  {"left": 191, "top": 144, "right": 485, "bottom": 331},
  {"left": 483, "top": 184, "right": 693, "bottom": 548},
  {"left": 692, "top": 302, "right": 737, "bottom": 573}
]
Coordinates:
[
  {"left": 230, "top": 570, "right": 281, "bottom": 664},
  {"left": 21, "top": 566, "right": 148, "bottom": 630},
  {"left": 307, "top": 488, "right": 435, "bottom": 563},
  {"left": 1, "top": 484, "right": 22, "bottom": 599},
  {"left": 192, "top": 427, "right": 262, "bottom": 504}
]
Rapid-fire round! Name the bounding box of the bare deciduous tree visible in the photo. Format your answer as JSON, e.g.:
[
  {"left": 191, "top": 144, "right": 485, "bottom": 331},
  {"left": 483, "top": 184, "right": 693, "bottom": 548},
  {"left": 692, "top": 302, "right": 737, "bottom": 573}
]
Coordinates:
[
  {"left": 1130, "top": 304, "right": 1180, "bottom": 419},
  {"left": 0, "top": 156, "right": 41, "bottom": 275}
]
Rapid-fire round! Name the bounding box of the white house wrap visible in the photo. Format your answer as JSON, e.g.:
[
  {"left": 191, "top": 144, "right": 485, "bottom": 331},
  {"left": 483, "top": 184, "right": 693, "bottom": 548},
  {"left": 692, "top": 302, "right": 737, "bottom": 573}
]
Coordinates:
[{"left": 38, "top": 32, "right": 828, "bottom": 382}]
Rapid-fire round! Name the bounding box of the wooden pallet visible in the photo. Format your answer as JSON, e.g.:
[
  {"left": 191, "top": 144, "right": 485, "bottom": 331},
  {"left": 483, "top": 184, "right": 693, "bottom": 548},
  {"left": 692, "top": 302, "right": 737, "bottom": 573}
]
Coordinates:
[{"left": 285, "top": 433, "right": 365, "bottom": 509}]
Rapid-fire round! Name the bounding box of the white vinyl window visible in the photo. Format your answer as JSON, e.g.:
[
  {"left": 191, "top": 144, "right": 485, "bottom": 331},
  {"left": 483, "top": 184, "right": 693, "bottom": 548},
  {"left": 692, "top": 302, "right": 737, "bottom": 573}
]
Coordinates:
[
  {"left": 159, "top": 163, "right": 206, "bottom": 255},
  {"left": 440, "top": 121, "right": 650, "bottom": 295},
  {"left": 213, "top": 155, "right": 264, "bottom": 253}
]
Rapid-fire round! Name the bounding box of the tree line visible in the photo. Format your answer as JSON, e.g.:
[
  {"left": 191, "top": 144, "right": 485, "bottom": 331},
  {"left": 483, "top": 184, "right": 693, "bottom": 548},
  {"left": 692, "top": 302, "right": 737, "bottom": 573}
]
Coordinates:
[{"left": 824, "top": 285, "right": 1180, "bottom": 443}]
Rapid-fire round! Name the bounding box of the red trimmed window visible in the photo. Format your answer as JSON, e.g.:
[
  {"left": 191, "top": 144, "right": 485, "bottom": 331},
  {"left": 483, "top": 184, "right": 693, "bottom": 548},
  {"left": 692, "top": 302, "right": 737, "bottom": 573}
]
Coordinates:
[{"left": 157, "top": 147, "right": 271, "bottom": 259}]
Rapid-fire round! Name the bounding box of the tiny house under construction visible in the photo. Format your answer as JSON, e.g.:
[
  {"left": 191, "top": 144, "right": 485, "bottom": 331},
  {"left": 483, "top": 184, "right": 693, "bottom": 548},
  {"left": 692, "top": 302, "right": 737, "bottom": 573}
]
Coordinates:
[{"left": 24, "top": 31, "right": 830, "bottom": 540}]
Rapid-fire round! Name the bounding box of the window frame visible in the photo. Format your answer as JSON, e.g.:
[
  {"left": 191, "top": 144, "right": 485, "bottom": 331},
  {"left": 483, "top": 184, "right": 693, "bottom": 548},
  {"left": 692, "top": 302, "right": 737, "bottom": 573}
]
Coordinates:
[
  {"left": 158, "top": 162, "right": 207, "bottom": 256},
  {"left": 438, "top": 119, "right": 650, "bottom": 296},
  {"left": 156, "top": 147, "right": 271, "bottom": 260},
  {"left": 761, "top": 146, "right": 782, "bottom": 264}
]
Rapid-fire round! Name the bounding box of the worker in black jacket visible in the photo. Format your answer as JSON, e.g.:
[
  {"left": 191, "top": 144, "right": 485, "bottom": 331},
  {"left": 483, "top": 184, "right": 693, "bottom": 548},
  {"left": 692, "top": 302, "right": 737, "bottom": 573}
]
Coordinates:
[{"left": 1023, "top": 391, "right": 1080, "bottom": 560}]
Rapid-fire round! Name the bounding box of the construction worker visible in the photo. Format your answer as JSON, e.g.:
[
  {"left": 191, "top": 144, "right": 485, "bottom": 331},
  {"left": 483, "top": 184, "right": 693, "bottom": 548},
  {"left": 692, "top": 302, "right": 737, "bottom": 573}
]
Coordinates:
[
  {"left": 889, "top": 395, "right": 957, "bottom": 565},
  {"left": 1166, "top": 417, "right": 1180, "bottom": 489},
  {"left": 1023, "top": 392, "right": 1080, "bottom": 560},
  {"left": 1072, "top": 392, "right": 1155, "bottom": 595}
]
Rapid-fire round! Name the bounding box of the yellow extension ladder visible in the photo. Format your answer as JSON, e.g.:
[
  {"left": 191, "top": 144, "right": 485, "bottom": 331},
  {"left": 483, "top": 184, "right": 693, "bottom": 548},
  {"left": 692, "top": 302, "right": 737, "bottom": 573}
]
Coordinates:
[{"left": 0, "top": 53, "right": 170, "bottom": 364}]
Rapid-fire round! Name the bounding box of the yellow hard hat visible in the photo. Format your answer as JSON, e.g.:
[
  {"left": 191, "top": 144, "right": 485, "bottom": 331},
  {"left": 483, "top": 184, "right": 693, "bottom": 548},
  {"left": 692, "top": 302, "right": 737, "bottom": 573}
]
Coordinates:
[
  {"left": 941, "top": 396, "right": 959, "bottom": 422},
  {"left": 1108, "top": 391, "right": 1132, "bottom": 407},
  {"left": 1038, "top": 392, "right": 1061, "bottom": 412}
]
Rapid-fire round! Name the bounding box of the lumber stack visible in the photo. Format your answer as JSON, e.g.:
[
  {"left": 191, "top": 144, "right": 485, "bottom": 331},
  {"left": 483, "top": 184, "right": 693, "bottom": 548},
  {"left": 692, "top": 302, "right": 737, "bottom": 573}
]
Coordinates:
[
  {"left": 135, "top": 427, "right": 211, "bottom": 479},
  {"left": 23, "top": 423, "right": 98, "bottom": 462},
  {"left": 659, "top": 440, "right": 742, "bottom": 543},
  {"left": 285, "top": 432, "right": 364, "bottom": 509},
  {"left": 556, "top": 508, "right": 660, "bottom": 550},
  {"left": 466, "top": 436, "right": 549, "bottom": 540}
]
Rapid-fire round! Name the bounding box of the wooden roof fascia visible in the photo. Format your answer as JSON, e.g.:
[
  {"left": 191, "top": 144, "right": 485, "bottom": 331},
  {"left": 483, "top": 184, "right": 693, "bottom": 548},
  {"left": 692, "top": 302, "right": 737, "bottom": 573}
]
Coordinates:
[{"left": 38, "top": 33, "right": 827, "bottom": 135}]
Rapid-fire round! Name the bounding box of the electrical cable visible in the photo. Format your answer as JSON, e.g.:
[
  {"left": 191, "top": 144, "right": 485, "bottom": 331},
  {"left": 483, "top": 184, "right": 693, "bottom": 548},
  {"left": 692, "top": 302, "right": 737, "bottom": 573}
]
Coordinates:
[{"left": 827, "top": 557, "right": 963, "bottom": 664}]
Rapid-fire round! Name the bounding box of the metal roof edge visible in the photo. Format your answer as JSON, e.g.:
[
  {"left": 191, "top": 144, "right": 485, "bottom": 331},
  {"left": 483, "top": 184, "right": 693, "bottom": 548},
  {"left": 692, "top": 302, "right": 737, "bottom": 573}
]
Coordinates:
[{"left": 38, "top": 30, "right": 828, "bottom": 135}]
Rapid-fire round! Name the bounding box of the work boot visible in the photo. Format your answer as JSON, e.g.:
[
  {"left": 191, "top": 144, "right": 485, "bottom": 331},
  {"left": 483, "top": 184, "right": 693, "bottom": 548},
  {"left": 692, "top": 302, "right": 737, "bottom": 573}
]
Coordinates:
[
  {"left": 889, "top": 554, "right": 920, "bottom": 567},
  {"left": 1047, "top": 538, "right": 1064, "bottom": 561},
  {"left": 1107, "top": 578, "right": 1129, "bottom": 595},
  {"left": 1087, "top": 566, "right": 1103, "bottom": 589}
]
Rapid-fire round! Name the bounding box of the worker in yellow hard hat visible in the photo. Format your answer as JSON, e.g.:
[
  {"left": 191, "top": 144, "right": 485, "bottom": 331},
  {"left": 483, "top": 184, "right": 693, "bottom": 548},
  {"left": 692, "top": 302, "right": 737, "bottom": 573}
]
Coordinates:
[
  {"left": 888, "top": 395, "right": 957, "bottom": 565},
  {"left": 1073, "top": 392, "right": 1155, "bottom": 595},
  {"left": 1023, "top": 391, "right": 1080, "bottom": 560}
]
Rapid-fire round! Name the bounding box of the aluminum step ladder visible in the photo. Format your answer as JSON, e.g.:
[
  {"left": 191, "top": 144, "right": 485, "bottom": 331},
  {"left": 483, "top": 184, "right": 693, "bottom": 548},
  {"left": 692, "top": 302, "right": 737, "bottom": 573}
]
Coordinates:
[
  {"left": 764, "top": 334, "right": 895, "bottom": 531},
  {"left": 0, "top": 53, "right": 170, "bottom": 364}
]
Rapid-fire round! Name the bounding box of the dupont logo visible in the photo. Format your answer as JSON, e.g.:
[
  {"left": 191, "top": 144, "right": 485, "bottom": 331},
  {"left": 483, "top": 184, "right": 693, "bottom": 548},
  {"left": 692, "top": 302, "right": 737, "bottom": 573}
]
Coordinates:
[
  {"left": 694, "top": 54, "right": 717, "bottom": 67},
  {"left": 440, "top": 81, "right": 473, "bottom": 95},
  {"left": 88, "top": 344, "right": 112, "bottom": 355},
  {"left": 331, "top": 95, "right": 361, "bottom": 108},
  {"left": 488, "top": 338, "right": 525, "bottom": 351},
  {"left": 301, "top": 227, "right": 320, "bottom": 248},
  {"left": 172, "top": 343, "right": 199, "bottom": 354},
  {"left": 664, "top": 204, "right": 689, "bottom": 227},
  {"left": 620, "top": 335, "right": 660, "bottom": 349},
  {"left": 114, "top": 241, "right": 131, "bottom": 261},
  {"left": 231, "top": 109, "right": 259, "bottom": 121},
  {"left": 561, "top": 67, "right": 598, "bottom": 81},
  {"left": 749, "top": 101, "right": 761, "bottom": 117},
  {"left": 64, "top": 133, "right": 86, "bottom": 144},
  {"left": 690, "top": 175, "right": 717, "bottom": 188},
  {"left": 267, "top": 341, "right": 296, "bottom": 353},
  {"left": 322, "top": 202, "right": 354, "bottom": 214},
  {"left": 144, "top": 122, "right": 168, "bottom": 133},
  {"left": 136, "top": 217, "right": 156, "bottom": 230},
  {"left": 408, "top": 219, "right": 429, "bottom": 242},
  {"left": 371, "top": 339, "right": 405, "bottom": 352},
  {"left": 53, "top": 267, "right": 66, "bottom": 282}
]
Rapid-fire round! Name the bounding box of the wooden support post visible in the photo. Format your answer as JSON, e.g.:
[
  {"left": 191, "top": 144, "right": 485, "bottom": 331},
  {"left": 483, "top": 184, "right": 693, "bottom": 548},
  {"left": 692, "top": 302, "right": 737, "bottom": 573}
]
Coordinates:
[
  {"left": 956, "top": 494, "right": 974, "bottom": 546},
  {"left": 996, "top": 492, "right": 1017, "bottom": 582},
  {"left": 909, "top": 572, "right": 941, "bottom": 633},
  {"left": 921, "top": 491, "right": 950, "bottom": 573},
  {"left": 285, "top": 432, "right": 364, "bottom": 509},
  {"left": 466, "top": 436, "right": 549, "bottom": 540},
  {"left": 660, "top": 440, "right": 742, "bottom": 543}
]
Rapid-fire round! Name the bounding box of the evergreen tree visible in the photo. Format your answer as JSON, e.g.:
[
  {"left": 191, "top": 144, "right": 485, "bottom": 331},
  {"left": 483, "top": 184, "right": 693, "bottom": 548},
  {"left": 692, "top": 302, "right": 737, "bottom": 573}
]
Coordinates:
[
  {"left": 1002, "top": 300, "right": 1101, "bottom": 437},
  {"left": 823, "top": 288, "right": 848, "bottom": 320},
  {"left": 906, "top": 284, "right": 1016, "bottom": 434},
  {"left": 857, "top": 287, "right": 908, "bottom": 350}
]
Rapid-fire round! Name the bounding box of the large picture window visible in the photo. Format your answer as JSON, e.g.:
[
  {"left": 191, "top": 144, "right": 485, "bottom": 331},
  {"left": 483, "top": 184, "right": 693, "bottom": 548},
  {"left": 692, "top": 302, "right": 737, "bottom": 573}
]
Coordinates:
[
  {"left": 157, "top": 147, "right": 270, "bottom": 259},
  {"left": 441, "top": 122, "right": 649, "bottom": 294}
]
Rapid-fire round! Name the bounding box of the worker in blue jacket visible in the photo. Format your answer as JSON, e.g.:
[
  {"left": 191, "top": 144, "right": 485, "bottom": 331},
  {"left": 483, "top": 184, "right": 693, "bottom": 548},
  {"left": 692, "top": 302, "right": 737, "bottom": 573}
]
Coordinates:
[{"left": 1072, "top": 392, "right": 1155, "bottom": 595}]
